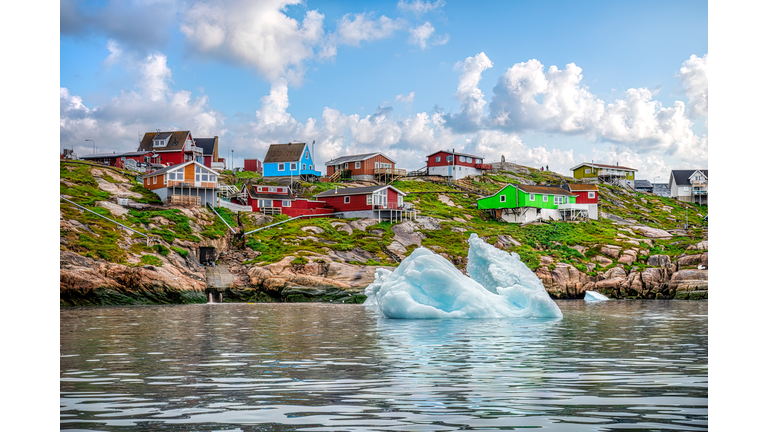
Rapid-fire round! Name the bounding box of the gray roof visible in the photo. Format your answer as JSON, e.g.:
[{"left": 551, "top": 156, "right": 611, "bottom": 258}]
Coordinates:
[
  {"left": 425, "top": 150, "right": 483, "bottom": 159},
  {"left": 670, "top": 170, "right": 708, "bottom": 186},
  {"left": 325, "top": 152, "right": 393, "bottom": 166},
  {"left": 634, "top": 180, "right": 653, "bottom": 188},
  {"left": 313, "top": 185, "right": 405, "bottom": 198},
  {"left": 80, "top": 151, "right": 152, "bottom": 159},
  {"left": 141, "top": 161, "right": 218, "bottom": 178},
  {"left": 195, "top": 138, "right": 216, "bottom": 156},
  {"left": 263, "top": 143, "right": 306, "bottom": 163}
]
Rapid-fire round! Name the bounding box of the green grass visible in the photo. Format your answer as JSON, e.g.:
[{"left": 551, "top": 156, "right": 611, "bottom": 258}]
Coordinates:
[
  {"left": 171, "top": 246, "right": 190, "bottom": 258},
  {"left": 139, "top": 255, "right": 163, "bottom": 266}
]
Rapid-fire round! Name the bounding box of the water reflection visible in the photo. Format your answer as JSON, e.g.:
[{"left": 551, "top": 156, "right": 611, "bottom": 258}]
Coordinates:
[{"left": 61, "top": 301, "right": 707, "bottom": 430}]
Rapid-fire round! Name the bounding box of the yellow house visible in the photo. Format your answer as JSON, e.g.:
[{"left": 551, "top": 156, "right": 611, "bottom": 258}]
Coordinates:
[{"left": 571, "top": 162, "right": 637, "bottom": 188}]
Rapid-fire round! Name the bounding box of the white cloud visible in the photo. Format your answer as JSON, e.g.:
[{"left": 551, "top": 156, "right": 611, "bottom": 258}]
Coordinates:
[
  {"left": 180, "top": 0, "right": 327, "bottom": 83},
  {"left": 335, "top": 12, "right": 406, "bottom": 46},
  {"left": 445, "top": 52, "right": 494, "bottom": 131},
  {"left": 395, "top": 91, "right": 415, "bottom": 103},
  {"left": 677, "top": 54, "right": 708, "bottom": 119},
  {"left": 408, "top": 22, "right": 435, "bottom": 49},
  {"left": 104, "top": 39, "right": 123, "bottom": 67},
  {"left": 397, "top": 0, "right": 446, "bottom": 15},
  {"left": 60, "top": 52, "right": 226, "bottom": 156}
]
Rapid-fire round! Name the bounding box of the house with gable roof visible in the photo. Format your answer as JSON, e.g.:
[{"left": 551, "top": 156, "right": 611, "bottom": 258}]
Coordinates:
[
  {"left": 325, "top": 152, "right": 403, "bottom": 182},
  {"left": 193, "top": 136, "right": 225, "bottom": 171},
  {"left": 313, "top": 185, "right": 413, "bottom": 221},
  {"left": 563, "top": 183, "right": 599, "bottom": 220},
  {"left": 669, "top": 169, "right": 708, "bottom": 205},
  {"left": 262, "top": 142, "right": 321, "bottom": 182},
  {"left": 141, "top": 160, "right": 219, "bottom": 206},
  {"left": 136, "top": 130, "right": 204, "bottom": 167},
  {"left": 235, "top": 184, "right": 333, "bottom": 217},
  {"left": 425, "top": 150, "right": 492, "bottom": 180},
  {"left": 570, "top": 162, "right": 637, "bottom": 188},
  {"left": 477, "top": 184, "right": 587, "bottom": 223}
]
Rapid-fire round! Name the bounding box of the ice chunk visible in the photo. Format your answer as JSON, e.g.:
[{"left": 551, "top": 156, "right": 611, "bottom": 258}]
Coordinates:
[
  {"left": 363, "top": 234, "right": 562, "bottom": 319},
  {"left": 584, "top": 290, "right": 610, "bottom": 301}
]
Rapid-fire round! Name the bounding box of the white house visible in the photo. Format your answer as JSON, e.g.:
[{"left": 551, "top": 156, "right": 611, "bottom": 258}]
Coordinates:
[{"left": 669, "top": 169, "right": 708, "bottom": 205}]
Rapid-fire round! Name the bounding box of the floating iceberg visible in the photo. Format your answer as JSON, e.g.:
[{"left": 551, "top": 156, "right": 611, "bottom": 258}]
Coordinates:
[
  {"left": 363, "top": 233, "right": 562, "bottom": 319},
  {"left": 584, "top": 290, "right": 611, "bottom": 302}
]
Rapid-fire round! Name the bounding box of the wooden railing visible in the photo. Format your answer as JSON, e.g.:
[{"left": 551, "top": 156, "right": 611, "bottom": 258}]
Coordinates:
[
  {"left": 375, "top": 167, "right": 406, "bottom": 176},
  {"left": 168, "top": 194, "right": 201, "bottom": 206}
]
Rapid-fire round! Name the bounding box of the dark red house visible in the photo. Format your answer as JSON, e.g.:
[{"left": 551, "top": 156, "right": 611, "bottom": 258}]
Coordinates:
[
  {"left": 237, "top": 184, "right": 333, "bottom": 217},
  {"left": 244, "top": 159, "right": 263, "bottom": 173},
  {"left": 425, "top": 150, "right": 491, "bottom": 180},
  {"left": 136, "top": 131, "right": 203, "bottom": 167},
  {"left": 313, "top": 185, "right": 412, "bottom": 220}
]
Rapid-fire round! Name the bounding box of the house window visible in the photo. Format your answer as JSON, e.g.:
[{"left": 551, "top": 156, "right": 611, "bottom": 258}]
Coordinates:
[
  {"left": 446, "top": 155, "right": 453, "bottom": 162},
  {"left": 278, "top": 163, "right": 285, "bottom": 171},
  {"left": 683, "top": 186, "right": 689, "bottom": 191},
  {"left": 543, "top": 195, "right": 548, "bottom": 202},
  {"left": 344, "top": 196, "right": 350, "bottom": 204},
  {"left": 588, "top": 191, "right": 595, "bottom": 199},
  {"left": 258, "top": 199, "right": 272, "bottom": 208},
  {"left": 355, "top": 161, "right": 361, "bottom": 169},
  {"left": 367, "top": 195, "right": 372, "bottom": 205},
  {"left": 290, "top": 162, "right": 297, "bottom": 170},
  {"left": 500, "top": 195, "right": 506, "bottom": 203},
  {"left": 163, "top": 175, "right": 167, "bottom": 185},
  {"left": 282, "top": 200, "right": 291, "bottom": 207},
  {"left": 529, "top": 193, "right": 535, "bottom": 201},
  {"left": 305, "top": 151, "right": 309, "bottom": 159},
  {"left": 459, "top": 156, "right": 465, "bottom": 162},
  {"left": 436, "top": 156, "right": 441, "bottom": 162},
  {"left": 309, "top": 165, "right": 312, "bottom": 170},
  {"left": 269, "top": 187, "right": 275, "bottom": 192},
  {"left": 344, "top": 162, "right": 349, "bottom": 169},
  {"left": 585, "top": 168, "right": 591, "bottom": 174},
  {"left": 153, "top": 176, "right": 157, "bottom": 184},
  {"left": 257, "top": 187, "right": 262, "bottom": 192},
  {"left": 303, "top": 163, "right": 306, "bottom": 170}
]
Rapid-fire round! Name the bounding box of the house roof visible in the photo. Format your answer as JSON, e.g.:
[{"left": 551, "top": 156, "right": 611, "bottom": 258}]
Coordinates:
[
  {"left": 263, "top": 143, "right": 307, "bottom": 163},
  {"left": 670, "top": 169, "right": 708, "bottom": 186},
  {"left": 570, "top": 162, "right": 637, "bottom": 172},
  {"left": 426, "top": 150, "right": 483, "bottom": 159},
  {"left": 137, "top": 131, "right": 191, "bottom": 152},
  {"left": 142, "top": 161, "right": 218, "bottom": 178},
  {"left": 325, "top": 152, "right": 394, "bottom": 166},
  {"left": 313, "top": 185, "right": 406, "bottom": 198},
  {"left": 245, "top": 185, "right": 295, "bottom": 200},
  {"left": 80, "top": 150, "right": 154, "bottom": 159},
  {"left": 194, "top": 137, "right": 217, "bottom": 156},
  {"left": 634, "top": 180, "right": 653, "bottom": 189},
  {"left": 566, "top": 183, "right": 599, "bottom": 191}
]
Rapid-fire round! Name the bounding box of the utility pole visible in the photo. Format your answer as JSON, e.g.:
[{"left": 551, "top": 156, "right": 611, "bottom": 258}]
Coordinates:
[{"left": 85, "top": 139, "right": 95, "bottom": 154}]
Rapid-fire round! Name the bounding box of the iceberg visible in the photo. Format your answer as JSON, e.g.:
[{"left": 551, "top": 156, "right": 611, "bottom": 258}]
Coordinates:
[
  {"left": 584, "top": 290, "right": 611, "bottom": 302},
  {"left": 363, "top": 233, "right": 562, "bottom": 319}
]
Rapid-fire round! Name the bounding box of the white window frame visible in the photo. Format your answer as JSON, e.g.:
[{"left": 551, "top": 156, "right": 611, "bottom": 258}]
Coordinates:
[
  {"left": 459, "top": 156, "right": 465, "bottom": 162},
  {"left": 290, "top": 162, "right": 298, "bottom": 171},
  {"left": 585, "top": 168, "right": 591, "bottom": 174},
  {"left": 269, "top": 187, "right": 276, "bottom": 192},
  {"left": 500, "top": 195, "right": 506, "bottom": 203},
  {"left": 153, "top": 176, "right": 157, "bottom": 184},
  {"left": 282, "top": 200, "right": 291, "bottom": 207},
  {"left": 303, "top": 164, "right": 306, "bottom": 170},
  {"left": 355, "top": 161, "right": 361, "bottom": 169},
  {"left": 436, "top": 156, "right": 441, "bottom": 162},
  {"left": 683, "top": 186, "right": 689, "bottom": 191},
  {"left": 446, "top": 155, "right": 453, "bottom": 162},
  {"left": 309, "top": 165, "right": 312, "bottom": 170},
  {"left": 367, "top": 195, "right": 372, "bottom": 205},
  {"left": 344, "top": 162, "right": 349, "bottom": 169},
  {"left": 344, "top": 196, "right": 350, "bottom": 204},
  {"left": 163, "top": 174, "right": 167, "bottom": 185},
  {"left": 543, "top": 195, "right": 548, "bottom": 202},
  {"left": 529, "top": 193, "right": 535, "bottom": 201},
  {"left": 588, "top": 191, "right": 595, "bottom": 199},
  {"left": 278, "top": 163, "right": 285, "bottom": 171}
]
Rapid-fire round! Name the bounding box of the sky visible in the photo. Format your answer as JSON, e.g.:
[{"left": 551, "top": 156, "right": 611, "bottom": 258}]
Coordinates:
[{"left": 60, "top": 0, "right": 708, "bottom": 179}]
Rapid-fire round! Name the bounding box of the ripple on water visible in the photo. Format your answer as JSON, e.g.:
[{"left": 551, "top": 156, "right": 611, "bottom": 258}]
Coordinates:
[{"left": 60, "top": 301, "right": 707, "bottom": 430}]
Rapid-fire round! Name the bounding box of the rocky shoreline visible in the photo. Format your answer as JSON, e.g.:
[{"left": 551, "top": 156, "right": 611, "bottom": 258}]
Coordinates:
[{"left": 60, "top": 217, "right": 708, "bottom": 306}]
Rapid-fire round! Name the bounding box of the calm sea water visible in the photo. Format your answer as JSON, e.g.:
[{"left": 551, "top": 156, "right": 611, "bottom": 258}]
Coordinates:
[{"left": 61, "top": 301, "right": 707, "bottom": 431}]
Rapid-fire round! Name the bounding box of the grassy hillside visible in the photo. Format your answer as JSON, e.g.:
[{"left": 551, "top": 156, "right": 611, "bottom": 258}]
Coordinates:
[{"left": 61, "top": 161, "right": 707, "bottom": 277}]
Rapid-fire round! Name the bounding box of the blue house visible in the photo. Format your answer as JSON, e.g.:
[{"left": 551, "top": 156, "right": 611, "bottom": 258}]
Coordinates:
[{"left": 262, "top": 142, "right": 322, "bottom": 181}]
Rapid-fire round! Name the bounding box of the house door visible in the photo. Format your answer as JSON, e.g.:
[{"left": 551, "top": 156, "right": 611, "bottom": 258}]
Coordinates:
[{"left": 448, "top": 166, "right": 452, "bottom": 177}]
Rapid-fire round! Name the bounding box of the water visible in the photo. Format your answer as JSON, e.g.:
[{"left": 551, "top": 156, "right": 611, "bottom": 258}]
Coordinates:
[{"left": 60, "top": 301, "right": 708, "bottom": 431}]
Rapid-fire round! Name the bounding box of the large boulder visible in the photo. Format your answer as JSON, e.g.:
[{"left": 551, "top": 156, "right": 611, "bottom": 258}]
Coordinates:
[
  {"left": 647, "top": 255, "right": 673, "bottom": 268},
  {"left": 630, "top": 225, "right": 673, "bottom": 238}
]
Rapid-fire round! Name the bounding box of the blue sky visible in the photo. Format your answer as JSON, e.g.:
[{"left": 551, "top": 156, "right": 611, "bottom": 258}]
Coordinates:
[{"left": 60, "top": 0, "right": 708, "bottom": 178}]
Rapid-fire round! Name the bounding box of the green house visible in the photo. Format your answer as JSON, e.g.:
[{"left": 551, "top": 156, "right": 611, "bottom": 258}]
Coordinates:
[
  {"left": 477, "top": 184, "right": 582, "bottom": 223},
  {"left": 570, "top": 162, "right": 637, "bottom": 188}
]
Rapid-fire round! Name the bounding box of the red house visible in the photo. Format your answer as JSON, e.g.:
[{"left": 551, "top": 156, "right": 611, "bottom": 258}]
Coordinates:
[
  {"left": 324, "top": 152, "right": 402, "bottom": 182},
  {"left": 426, "top": 150, "right": 491, "bottom": 180},
  {"left": 565, "top": 183, "right": 599, "bottom": 220},
  {"left": 237, "top": 184, "right": 334, "bottom": 217},
  {"left": 136, "top": 131, "right": 203, "bottom": 167},
  {"left": 313, "top": 185, "right": 412, "bottom": 221},
  {"left": 244, "top": 159, "right": 263, "bottom": 173}
]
